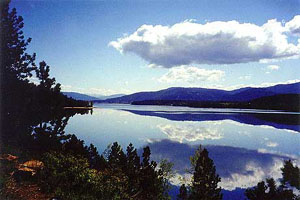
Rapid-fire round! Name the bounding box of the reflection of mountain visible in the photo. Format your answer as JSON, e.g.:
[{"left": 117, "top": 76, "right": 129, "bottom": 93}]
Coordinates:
[
  {"left": 121, "top": 109, "right": 300, "bottom": 132},
  {"left": 142, "top": 139, "right": 293, "bottom": 199}
]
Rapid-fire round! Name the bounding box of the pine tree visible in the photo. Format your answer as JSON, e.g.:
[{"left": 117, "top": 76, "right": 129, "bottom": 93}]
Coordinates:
[
  {"left": 36, "top": 61, "right": 56, "bottom": 90},
  {"left": 245, "top": 178, "right": 296, "bottom": 200},
  {"left": 125, "top": 143, "right": 141, "bottom": 196},
  {"left": 107, "top": 142, "right": 127, "bottom": 171},
  {"left": 177, "top": 184, "right": 188, "bottom": 200},
  {"left": 189, "top": 148, "right": 222, "bottom": 200},
  {"left": 1, "top": 0, "right": 63, "bottom": 131},
  {"left": 281, "top": 160, "right": 300, "bottom": 189},
  {"left": 1, "top": 0, "right": 36, "bottom": 81},
  {"left": 1, "top": 0, "right": 35, "bottom": 120},
  {"left": 245, "top": 180, "right": 268, "bottom": 200},
  {"left": 139, "top": 146, "right": 169, "bottom": 199},
  {"left": 87, "top": 143, "right": 107, "bottom": 170},
  {"left": 159, "top": 159, "right": 175, "bottom": 199}
]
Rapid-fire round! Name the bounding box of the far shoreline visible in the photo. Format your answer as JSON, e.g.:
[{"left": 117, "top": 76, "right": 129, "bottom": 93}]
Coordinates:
[
  {"left": 64, "top": 107, "right": 93, "bottom": 109},
  {"left": 92, "top": 102, "right": 300, "bottom": 115}
]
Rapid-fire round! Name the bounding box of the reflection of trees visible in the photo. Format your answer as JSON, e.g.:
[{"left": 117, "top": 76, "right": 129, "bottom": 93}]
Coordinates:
[
  {"left": 2, "top": 106, "right": 90, "bottom": 157},
  {"left": 31, "top": 115, "right": 71, "bottom": 154}
]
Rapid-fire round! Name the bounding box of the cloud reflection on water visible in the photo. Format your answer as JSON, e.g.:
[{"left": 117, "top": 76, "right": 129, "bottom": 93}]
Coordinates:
[
  {"left": 158, "top": 123, "right": 223, "bottom": 142},
  {"left": 145, "top": 139, "right": 295, "bottom": 191}
]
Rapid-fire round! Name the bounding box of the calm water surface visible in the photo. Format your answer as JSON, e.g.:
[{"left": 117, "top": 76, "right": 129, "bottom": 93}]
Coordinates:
[{"left": 65, "top": 103, "right": 300, "bottom": 198}]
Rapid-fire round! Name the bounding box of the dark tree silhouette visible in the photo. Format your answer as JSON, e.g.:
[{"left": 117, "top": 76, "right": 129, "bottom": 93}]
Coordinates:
[
  {"left": 32, "top": 115, "right": 71, "bottom": 153},
  {"left": 87, "top": 143, "right": 107, "bottom": 170},
  {"left": 1, "top": 0, "right": 36, "bottom": 137},
  {"left": 281, "top": 160, "right": 300, "bottom": 189},
  {"left": 107, "top": 142, "right": 127, "bottom": 169},
  {"left": 245, "top": 178, "right": 296, "bottom": 200},
  {"left": 177, "top": 184, "right": 188, "bottom": 200},
  {"left": 125, "top": 143, "right": 141, "bottom": 196},
  {"left": 140, "top": 146, "right": 160, "bottom": 199},
  {"left": 36, "top": 61, "right": 57, "bottom": 90},
  {"left": 189, "top": 148, "right": 222, "bottom": 200},
  {"left": 1, "top": 0, "right": 36, "bottom": 81},
  {"left": 1, "top": 0, "right": 91, "bottom": 156},
  {"left": 159, "top": 159, "right": 175, "bottom": 198}
]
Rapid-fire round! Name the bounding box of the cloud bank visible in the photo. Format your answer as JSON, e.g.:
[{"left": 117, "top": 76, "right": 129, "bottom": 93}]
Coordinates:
[
  {"left": 286, "top": 15, "right": 300, "bottom": 36},
  {"left": 110, "top": 16, "right": 300, "bottom": 68},
  {"left": 158, "top": 65, "right": 224, "bottom": 83}
]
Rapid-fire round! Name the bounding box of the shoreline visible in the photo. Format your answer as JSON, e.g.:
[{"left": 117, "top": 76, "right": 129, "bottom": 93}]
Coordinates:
[{"left": 64, "top": 107, "right": 93, "bottom": 109}]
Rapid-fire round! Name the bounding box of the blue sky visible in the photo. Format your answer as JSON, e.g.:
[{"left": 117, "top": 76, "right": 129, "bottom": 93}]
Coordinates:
[{"left": 12, "top": 0, "right": 300, "bottom": 95}]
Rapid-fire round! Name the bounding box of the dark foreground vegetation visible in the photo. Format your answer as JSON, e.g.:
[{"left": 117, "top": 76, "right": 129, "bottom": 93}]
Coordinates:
[
  {"left": 132, "top": 94, "right": 300, "bottom": 112},
  {"left": 0, "top": 1, "right": 299, "bottom": 199}
]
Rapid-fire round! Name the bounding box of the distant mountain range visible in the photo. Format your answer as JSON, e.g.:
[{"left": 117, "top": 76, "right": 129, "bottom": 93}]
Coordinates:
[
  {"left": 89, "top": 94, "right": 125, "bottom": 100},
  {"left": 95, "top": 82, "right": 300, "bottom": 104},
  {"left": 131, "top": 94, "right": 300, "bottom": 112},
  {"left": 62, "top": 92, "right": 125, "bottom": 101}
]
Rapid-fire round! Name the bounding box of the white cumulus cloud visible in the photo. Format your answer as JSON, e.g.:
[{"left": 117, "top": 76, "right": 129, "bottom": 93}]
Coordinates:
[
  {"left": 285, "top": 15, "right": 300, "bottom": 36},
  {"left": 158, "top": 65, "right": 224, "bottom": 83},
  {"left": 110, "top": 17, "right": 300, "bottom": 68},
  {"left": 267, "top": 64, "right": 280, "bottom": 70}
]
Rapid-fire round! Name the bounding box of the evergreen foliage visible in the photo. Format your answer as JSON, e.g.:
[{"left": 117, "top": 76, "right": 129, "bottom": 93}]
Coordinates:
[
  {"left": 1, "top": 0, "right": 36, "bottom": 81},
  {"left": 176, "top": 146, "right": 222, "bottom": 200},
  {"left": 159, "top": 159, "right": 175, "bottom": 198},
  {"left": 39, "top": 141, "right": 170, "bottom": 200},
  {"left": 245, "top": 178, "right": 297, "bottom": 200},
  {"left": 0, "top": 0, "right": 90, "bottom": 153},
  {"left": 281, "top": 160, "right": 300, "bottom": 189},
  {"left": 189, "top": 148, "right": 222, "bottom": 200},
  {"left": 2, "top": 1, "right": 299, "bottom": 200},
  {"left": 177, "top": 184, "right": 188, "bottom": 200}
]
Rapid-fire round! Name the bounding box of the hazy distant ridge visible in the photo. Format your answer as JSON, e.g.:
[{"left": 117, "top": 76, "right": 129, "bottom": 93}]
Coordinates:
[
  {"left": 62, "top": 92, "right": 125, "bottom": 101},
  {"left": 97, "top": 82, "right": 300, "bottom": 103},
  {"left": 62, "top": 92, "right": 101, "bottom": 101}
]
